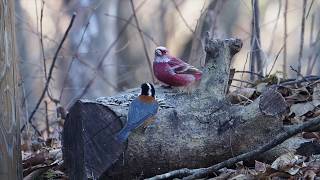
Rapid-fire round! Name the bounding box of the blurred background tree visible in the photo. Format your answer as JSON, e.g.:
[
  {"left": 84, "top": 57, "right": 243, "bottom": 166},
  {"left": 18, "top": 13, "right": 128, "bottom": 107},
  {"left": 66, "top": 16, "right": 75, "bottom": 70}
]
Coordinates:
[{"left": 15, "top": 0, "right": 320, "bottom": 143}]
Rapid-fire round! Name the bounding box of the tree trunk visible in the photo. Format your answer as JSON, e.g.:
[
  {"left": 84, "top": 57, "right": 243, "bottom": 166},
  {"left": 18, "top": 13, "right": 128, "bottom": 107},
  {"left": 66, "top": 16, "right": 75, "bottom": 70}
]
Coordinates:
[
  {"left": 0, "top": 1, "right": 22, "bottom": 179},
  {"left": 63, "top": 37, "right": 289, "bottom": 179}
]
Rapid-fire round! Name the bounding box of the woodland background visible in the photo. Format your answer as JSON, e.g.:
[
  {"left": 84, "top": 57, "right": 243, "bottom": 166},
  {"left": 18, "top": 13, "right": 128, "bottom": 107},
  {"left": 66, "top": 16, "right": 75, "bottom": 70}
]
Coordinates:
[
  {"left": 3, "top": 0, "right": 319, "bottom": 179},
  {"left": 16, "top": 0, "right": 319, "bottom": 158},
  {"left": 17, "top": 0, "right": 320, "bottom": 139}
]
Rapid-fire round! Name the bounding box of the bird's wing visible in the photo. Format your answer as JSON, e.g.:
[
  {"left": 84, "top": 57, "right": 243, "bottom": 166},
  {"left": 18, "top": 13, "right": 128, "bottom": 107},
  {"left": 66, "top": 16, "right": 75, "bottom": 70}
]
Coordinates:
[
  {"left": 168, "top": 56, "right": 202, "bottom": 75},
  {"left": 127, "top": 99, "right": 159, "bottom": 129}
]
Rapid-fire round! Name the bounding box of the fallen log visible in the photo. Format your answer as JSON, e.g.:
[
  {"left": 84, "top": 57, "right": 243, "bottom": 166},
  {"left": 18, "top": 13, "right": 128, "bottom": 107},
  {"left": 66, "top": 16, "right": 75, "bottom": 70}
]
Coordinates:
[{"left": 62, "top": 36, "right": 289, "bottom": 179}]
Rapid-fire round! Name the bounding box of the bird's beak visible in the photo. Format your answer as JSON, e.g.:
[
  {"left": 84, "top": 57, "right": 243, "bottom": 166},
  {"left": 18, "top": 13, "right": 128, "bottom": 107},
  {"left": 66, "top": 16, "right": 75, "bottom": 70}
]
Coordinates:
[{"left": 155, "top": 49, "right": 162, "bottom": 56}]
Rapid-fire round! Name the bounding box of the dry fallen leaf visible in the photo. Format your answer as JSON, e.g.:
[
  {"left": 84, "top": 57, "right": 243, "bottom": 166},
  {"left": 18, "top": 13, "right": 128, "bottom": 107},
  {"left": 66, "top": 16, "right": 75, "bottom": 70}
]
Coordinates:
[
  {"left": 277, "top": 85, "right": 292, "bottom": 97},
  {"left": 228, "top": 88, "right": 256, "bottom": 104},
  {"left": 302, "top": 132, "right": 320, "bottom": 140},
  {"left": 303, "top": 170, "right": 316, "bottom": 180},
  {"left": 271, "top": 152, "right": 306, "bottom": 175},
  {"left": 255, "top": 160, "right": 267, "bottom": 173},
  {"left": 286, "top": 87, "right": 311, "bottom": 104},
  {"left": 312, "top": 84, "right": 320, "bottom": 107},
  {"left": 229, "top": 174, "right": 252, "bottom": 180},
  {"left": 255, "top": 83, "right": 268, "bottom": 93},
  {"left": 290, "top": 102, "right": 315, "bottom": 117}
]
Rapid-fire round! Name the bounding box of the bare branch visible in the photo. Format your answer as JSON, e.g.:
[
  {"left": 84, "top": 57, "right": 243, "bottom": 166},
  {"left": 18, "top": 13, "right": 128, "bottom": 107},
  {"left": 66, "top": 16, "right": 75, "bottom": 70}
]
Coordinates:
[
  {"left": 280, "top": 75, "right": 320, "bottom": 86},
  {"left": 266, "top": 0, "right": 281, "bottom": 56},
  {"left": 59, "top": 19, "right": 90, "bottom": 102},
  {"left": 104, "top": 13, "right": 159, "bottom": 46},
  {"left": 289, "top": 65, "right": 310, "bottom": 83},
  {"left": 240, "top": 52, "right": 250, "bottom": 87},
  {"left": 250, "top": 0, "right": 263, "bottom": 80},
  {"left": 45, "top": 100, "right": 49, "bottom": 137},
  {"left": 306, "top": 0, "right": 315, "bottom": 19},
  {"left": 297, "top": 0, "right": 307, "bottom": 76},
  {"left": 40, "top": 0, "right": 47, "bottom": 79},
  {"left": 267, "top": 43, "right": 285, "bottom": 76},
  {"left": 283, "top": 0, "right": 288, "bottom": 77},
  {"left": 235, "top": 70, "right": 264, "bottom": 78},
  {"left": 129, "top": 0, "right": 155, "bottom": 82},
  {"left": 21, "top": 13, "right": 77, "bottom": 134},
  {"left": 171, "top": 0, "right": 194, "bottom": 34},
  {"left": 231, "top": 78, "right": 255, "bottom": 86}
]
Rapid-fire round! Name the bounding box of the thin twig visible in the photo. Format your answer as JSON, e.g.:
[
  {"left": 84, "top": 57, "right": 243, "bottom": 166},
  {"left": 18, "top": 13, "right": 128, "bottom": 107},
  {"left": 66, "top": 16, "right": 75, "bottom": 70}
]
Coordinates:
[
  {"left": 59, "top": 19, "right": 90, "bottom": 102},
  {"left": 21, "top": 13, "right": 77, "bottom": 134},
  {"left": 266, "top": 0, "right": 281, "bottom": 56},
  {"left": 45, "top": 101, "right": 49, "bottom": 137},
  {"left": 240, "top": 52, "right": 250, "bottom": 87},
  {"left": 231, "top": 79, "right": 255, "bottom": 86},
  {"left": 267, "top": 43, "right": 285, "bottom": 76},
  {"left": 283, "top": 0, "right": 288, "bottom": 78},
  {"left": 146, "top": 116, "right": 320, "bottom": 180},
  {"left": 306, "top": 13, "right": 315, "bottom": 75},
  {"left": 297, "top": 0, "right": 307, "bottom": 76},
  {"left": 40, "top": 0, "right": 47, "bottom": 79},
  {"left": 171, "top": 0, "right": 194, "bottom": 34},
  {"left": 104, "top": 13, "right": 159, "bottom": 46},
  {"left": 235, "top": 70, "right": 264, "bottom": 78},
  {"left": 39, "top": 0, "right": 58, "bottom": 104},
  {"left": 280, "top": 76, "right": 320, "bottom": 86},
  {"left": 290, "top": 65, "right": 310, "bottom": 83},
  {"left": 308, "top": 51, "right": 320, "bottom": 75},
  {"left": 250, "top": 0, "right": 263, "bottom": 79},
  {"left": 306, "top": 0, "right": 315, "bottom": 19},
  {"left": 187, "top": 0, "right": 210, "bottom": 65},
  {"left": 129, "top": 0, "right": 155, "bottom": 83}
]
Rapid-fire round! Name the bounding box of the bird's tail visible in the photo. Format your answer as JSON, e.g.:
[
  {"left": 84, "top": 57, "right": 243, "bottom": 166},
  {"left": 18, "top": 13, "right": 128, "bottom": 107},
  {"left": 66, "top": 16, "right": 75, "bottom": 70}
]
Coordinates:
[{"left": 115, "top": 127, "right": 130, "bottom": 143}]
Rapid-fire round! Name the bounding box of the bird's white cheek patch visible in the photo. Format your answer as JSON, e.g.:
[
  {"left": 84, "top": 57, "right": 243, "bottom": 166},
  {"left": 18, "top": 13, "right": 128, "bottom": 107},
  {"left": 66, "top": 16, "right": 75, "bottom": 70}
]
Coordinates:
[{"left": 147, "top": 83, "right": 152, "bottom": 96}]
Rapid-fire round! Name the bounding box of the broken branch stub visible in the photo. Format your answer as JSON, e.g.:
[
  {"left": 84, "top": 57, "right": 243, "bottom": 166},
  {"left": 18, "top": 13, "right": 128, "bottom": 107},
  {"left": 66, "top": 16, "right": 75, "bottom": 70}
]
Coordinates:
[{"left": 201, "top": 37, "right": 242, "bottom": 98}]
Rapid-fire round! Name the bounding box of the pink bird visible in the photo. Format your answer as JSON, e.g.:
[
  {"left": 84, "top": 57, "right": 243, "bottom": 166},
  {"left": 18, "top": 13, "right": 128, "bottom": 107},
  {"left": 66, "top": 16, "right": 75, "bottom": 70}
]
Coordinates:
[{"left": 153, "top": 46, "right": 202, "bottom": 90}]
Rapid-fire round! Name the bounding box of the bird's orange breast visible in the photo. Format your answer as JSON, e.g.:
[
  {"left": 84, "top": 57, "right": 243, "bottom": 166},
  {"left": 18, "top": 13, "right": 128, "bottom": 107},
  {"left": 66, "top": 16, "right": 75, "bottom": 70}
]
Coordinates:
[{"left": 138, "top": 95, "right": 156, "bottom": 103}]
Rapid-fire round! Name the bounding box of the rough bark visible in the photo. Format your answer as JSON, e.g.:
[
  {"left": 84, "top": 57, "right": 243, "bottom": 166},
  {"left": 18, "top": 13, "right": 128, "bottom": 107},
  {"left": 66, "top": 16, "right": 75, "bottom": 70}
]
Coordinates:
[
  {"left": 0, "top": 1, "right": 22, "bottom": 179},
  {"left": 63, "top": 37, "right": 288, "bottom": 179}
]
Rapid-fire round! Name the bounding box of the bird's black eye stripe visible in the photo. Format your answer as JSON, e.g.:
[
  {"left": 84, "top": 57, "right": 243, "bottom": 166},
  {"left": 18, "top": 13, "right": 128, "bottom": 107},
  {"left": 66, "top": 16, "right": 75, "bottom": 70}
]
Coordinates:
[{"left": 140, "top": 83, "right": 155, "bottom": 97}]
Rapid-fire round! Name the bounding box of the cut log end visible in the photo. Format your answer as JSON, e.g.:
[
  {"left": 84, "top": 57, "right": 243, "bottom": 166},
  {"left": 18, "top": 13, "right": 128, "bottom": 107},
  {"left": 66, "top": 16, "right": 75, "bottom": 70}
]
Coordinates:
[
  {"left": 259, "top": 89, "right": 288, "bottom": 117},
  {"left": 62, "top": 100, "right": 126, "bottom": 179}
]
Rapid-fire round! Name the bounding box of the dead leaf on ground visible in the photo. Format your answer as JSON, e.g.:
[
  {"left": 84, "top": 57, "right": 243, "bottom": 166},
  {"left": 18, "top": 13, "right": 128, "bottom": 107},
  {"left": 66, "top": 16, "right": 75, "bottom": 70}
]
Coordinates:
[
  {"left": 312, "top": 83, "right": 320, "bottom": 107},
  {"left": 229, "top": 174, "right": 253, "bottom": 180},
  {"left": 290, "top": 102, "right": 315, "bottom": 117},
  {"left": 255, "top": 160, "right": 267, "bottom": 173},
  {"left": 255, "top": 83, "right": 268, "bottom": 93},
  {"left": 286, "top": 87, "right": 311, "bottom": 105},
  {"left": 228, "top": 88, "right": 256, "bottom": 104},
  {"left": 303, "top": 170, "right": 316, "bottom": 180},
  {"left": 271, "top": 152, "right": 306, "bottom": 175},
  {"left": 302, "top": 132, "right": 320, "bottom": 140},
  {"left": 276, "top": 85, "right": 292, "bottom": 97},
  {"left": 22, "top": 150, "right": 48, "bottom": 169}
]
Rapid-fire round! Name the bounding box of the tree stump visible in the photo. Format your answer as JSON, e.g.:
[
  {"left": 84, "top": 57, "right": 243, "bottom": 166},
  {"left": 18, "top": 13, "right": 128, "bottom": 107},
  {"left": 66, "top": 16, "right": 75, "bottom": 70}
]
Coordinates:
[{"left": 62, "top": 37, "right": 288, "bottom": 179}]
